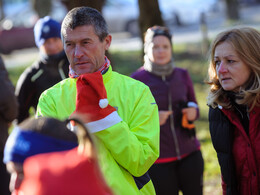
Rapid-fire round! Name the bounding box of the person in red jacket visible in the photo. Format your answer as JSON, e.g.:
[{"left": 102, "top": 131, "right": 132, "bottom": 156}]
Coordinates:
[
  {"left": 3, "top": 117, "right": 78, "bottom": 195},
  {"left": 207, "top": 27, "right": 260, "bottom": 195},
  {"left": 18, "top": 117, "right": 114, "bottom": 195},
  {"left": 4, "top": 116, "right": 113, "bottom": 195}
]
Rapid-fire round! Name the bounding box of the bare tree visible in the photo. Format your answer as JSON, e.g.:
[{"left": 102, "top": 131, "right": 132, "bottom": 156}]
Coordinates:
[
  {"left": 0, "top": 0, "right": 4, "bottom": 19},
  {"left": 225, "top": 0, "right": 240, "bottom": 20},
  {"left": 138, "top": 0, "right": 164, "bottom": 42},
  {"left": 31, "top": 0, "right": 52, "bottom": 18}
]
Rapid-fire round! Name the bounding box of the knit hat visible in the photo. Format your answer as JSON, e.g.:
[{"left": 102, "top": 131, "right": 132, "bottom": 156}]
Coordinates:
[
  {"left": 72, "top": 71, "right": 122, "bottom": 133},
  {"left": 3, "top": 118, "right": 78, "bottom": 164},
  {"left": 34, "top": 16, "right": 61, "bottom": 48}
]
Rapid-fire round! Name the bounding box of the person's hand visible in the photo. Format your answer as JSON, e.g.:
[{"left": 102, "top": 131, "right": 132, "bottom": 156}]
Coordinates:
[
  {"left": 182, "top": 107, "right": 197, "bottom": 121},
  {"left": 159, "top": 110, "right": 173, "bottom": 126}
]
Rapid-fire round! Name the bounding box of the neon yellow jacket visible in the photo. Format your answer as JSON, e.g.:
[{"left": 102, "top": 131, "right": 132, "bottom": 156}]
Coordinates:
[{"left": 36, "top": 66, "right": 160, "bottom": 195}]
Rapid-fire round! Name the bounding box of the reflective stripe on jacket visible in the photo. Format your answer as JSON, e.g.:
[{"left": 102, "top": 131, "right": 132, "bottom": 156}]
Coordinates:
[{"left": 36, "top": 66, "right": 160, "bottom": 195}]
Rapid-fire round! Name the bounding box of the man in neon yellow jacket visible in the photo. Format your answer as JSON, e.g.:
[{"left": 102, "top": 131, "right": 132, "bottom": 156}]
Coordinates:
[{"left": 36, "top": 6, "right": 159, "bottom": 195}]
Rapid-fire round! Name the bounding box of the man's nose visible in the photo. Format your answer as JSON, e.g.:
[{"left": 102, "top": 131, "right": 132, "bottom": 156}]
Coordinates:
[
  {"left": 74, "top": 45, "right": 84, "bottom": 58},
  {"left": 158, "top": 47, "right": 164, "bottom": 53}
]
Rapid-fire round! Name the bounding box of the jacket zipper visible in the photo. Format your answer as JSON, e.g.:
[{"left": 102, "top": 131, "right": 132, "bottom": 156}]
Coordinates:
[{"left": 162, "top": 75, "right": 181, "bottom": 160}]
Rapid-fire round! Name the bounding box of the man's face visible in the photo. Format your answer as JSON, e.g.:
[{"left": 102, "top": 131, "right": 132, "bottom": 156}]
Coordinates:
[
  {"left": 63, "top": 25, "right": 111, "bottom": 75},
  {"left": 40, "top": 37, "right": 63, "bottom": 55},
  {"left": 6, "top": 162, "right": 24, "bottom": 193}
]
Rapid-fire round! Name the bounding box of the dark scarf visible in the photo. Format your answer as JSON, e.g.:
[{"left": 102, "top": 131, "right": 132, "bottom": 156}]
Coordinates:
[
  {"left": 40, "top": 50, "right": 67, "bottom": 67},
  {"left": 143, "top": 54, "right": 174, "bottom": 77},
  {"left": 227, "top": 91, "right": 249, "bottom": 134}
]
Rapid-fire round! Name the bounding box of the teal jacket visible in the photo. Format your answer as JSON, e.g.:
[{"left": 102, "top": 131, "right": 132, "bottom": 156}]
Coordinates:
[{"left": 36, "top": 66, "right": 160, "bottom": 195}]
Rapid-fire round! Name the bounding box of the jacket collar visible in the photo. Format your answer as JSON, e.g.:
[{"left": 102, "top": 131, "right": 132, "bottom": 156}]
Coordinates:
[{"left": 102, "top": 65, "right": 112, "bottom": 84}]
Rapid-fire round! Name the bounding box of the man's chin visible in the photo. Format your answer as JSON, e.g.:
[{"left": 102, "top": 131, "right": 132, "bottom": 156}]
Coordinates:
[{"left": 76, "top": 69, "right": 93, "bottom": 75}]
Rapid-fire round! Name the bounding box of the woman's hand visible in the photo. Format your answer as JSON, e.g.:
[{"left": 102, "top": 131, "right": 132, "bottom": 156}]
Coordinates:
[
  {"left": 182, "top": 107, "right": 197, "bottom": 121},
  {"left": 159, "top": 110, "right": 173, "bottom": 126}
]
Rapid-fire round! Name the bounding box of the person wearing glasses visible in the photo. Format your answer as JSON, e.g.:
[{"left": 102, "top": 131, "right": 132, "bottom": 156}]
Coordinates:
[{"left": 131, "top": 26, "right": 204, "bottom": 195}]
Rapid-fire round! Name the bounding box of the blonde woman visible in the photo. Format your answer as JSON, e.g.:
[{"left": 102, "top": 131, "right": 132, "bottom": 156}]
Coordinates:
[{"left": 207, "top": 27, "right": 260, "bottom": 195}]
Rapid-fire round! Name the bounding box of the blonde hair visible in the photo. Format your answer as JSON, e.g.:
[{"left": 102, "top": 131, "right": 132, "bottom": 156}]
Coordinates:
[{"left": 206, "top": 27, "right": 260, "bottom": 110}]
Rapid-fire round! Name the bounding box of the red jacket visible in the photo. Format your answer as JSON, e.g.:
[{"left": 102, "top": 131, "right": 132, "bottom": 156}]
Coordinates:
[
  {"left": 210, "top": 105, "right": 260, "bottom": 195},
  {"left": 18, "top": 147, "right": 114, "bottom": 195},
  {"left": 221, "top": 105, "right": 260, "bottom": 195}
]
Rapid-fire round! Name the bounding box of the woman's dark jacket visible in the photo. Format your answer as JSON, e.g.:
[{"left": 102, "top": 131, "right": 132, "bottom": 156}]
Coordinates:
[
  {"left": 131, "top": 67, "right": 200, "bottom": 162},
  {"left": 0, "top": 56, "right": 18, "bottom": 151},
  {"left": 209, "top": 106, "right": 238, "bottom": 195},
  {"left": 209, "top": 105, "right": 260, "bottom": 195},
  {"left": 15, "top": 52, "right": 69, "bottom": 124}
]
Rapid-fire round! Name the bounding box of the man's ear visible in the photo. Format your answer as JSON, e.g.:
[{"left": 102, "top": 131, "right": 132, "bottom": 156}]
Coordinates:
[{"left": 104, "top": 34, "right": 112, "bottom": 51}]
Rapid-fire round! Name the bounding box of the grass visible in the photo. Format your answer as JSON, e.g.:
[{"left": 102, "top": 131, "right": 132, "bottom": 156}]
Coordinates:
[
  {"left": 8, "top": 66, "right": 28, "bottom": 86},
  {"left": 7, "top": 42, "right": 221, "bottom": 194}
]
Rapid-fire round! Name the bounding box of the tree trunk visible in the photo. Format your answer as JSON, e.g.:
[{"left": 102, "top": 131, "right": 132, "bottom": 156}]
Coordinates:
[
  {"left": 0, "top": 0, "right": 4, "bottom": 19},
  {"left": 225, "top": 0, "right": 240, "bottom": 20},
  {"left": 138, "top": 0, "right": 164, "bottom": 43},
  {"left": 61, "top": 0, "right": 105, "bottom": 12},
  {"left": 200, "top": 12, "right": 209, "bottom": 55},
  {"left": 31, "top": 0, "right": 52, "bottom": 18}
]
